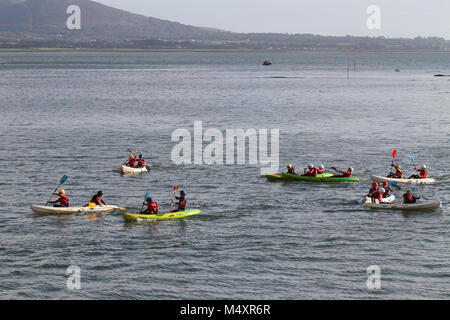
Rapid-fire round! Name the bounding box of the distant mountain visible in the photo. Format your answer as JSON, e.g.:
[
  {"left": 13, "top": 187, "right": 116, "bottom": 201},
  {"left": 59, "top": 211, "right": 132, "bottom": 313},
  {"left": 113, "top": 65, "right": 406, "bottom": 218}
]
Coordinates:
[{"left": 0, "top": 0, "right": 449, "bottom": 51}]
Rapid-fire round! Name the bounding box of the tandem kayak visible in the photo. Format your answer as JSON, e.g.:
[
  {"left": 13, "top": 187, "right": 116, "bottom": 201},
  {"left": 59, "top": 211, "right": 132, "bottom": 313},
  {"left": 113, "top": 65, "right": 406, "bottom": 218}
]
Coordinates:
[
  {"left": 119, "top": 165, "right": 150, "bottom": 174},
  {"left": 31, "top": 204, "right": 125, "bottom": 215},
  {"left": 364, "top": 195, "right": 396, "bottom": 204},
  {"left": 371, "top": 174, "right": 436, "bottom": 185},
  {"left": 123, "top": 209, "right": 201, "bottom": 221},
  {"left": 266, "top": 172, "right": 359, "bottom": 182},
  {"left": 363, "top": 200, "right": 442, "bottom": 211}
]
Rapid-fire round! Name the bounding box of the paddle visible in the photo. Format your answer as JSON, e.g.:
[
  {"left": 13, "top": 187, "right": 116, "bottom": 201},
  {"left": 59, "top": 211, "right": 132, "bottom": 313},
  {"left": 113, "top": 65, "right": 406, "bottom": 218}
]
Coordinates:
[
  {"left": 45, "top": 175, "right": 68, "bottom": 206},
  {"left": 170, "top": 186, "right": 179, "bottom": 213},
  {"left": 409, "top": 154, "right": 417, "bottom": 170},
  {"left": 139, "top": 192, "right": 150, "bottom": 214},
  {"left": 389, "top": 149, "right": 397, "bottom": 175}
]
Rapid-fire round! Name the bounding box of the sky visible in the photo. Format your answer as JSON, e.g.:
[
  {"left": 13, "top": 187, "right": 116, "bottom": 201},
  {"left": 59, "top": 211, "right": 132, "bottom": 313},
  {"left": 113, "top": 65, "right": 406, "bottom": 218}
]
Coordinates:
[{"left": 94, "top": 0, "right": 450, "bottom": 39}]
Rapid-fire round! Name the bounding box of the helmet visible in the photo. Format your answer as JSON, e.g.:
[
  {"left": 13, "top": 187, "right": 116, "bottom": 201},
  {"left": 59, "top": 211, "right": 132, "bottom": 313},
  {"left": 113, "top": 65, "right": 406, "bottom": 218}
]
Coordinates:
[
  {"left": 382, "top": 181, "right": 388, "bottom": 187},
  {"left": 406, "top": 188, "right": 412, "bottom": 193},
  {"left": 348, "top": 167, "right": 354, "bottom": 172},
  {"left": 180, "top": 190, "right": 186, "bottom": 196},
  {"left": 319, "top": 164, "right": 324, "bottom": 169},
  {"left": 287, "top": 164, "right": 292, "bottom": 168},
  {"left": 422, "top": 165, "right": 426, "bottom": 169},
  {"left": 97, "top": 191, "right": 103, "bottom": 196},
  {"left": 395, "top": 165, "right": 401, "bottom": 169},
  {"left": 129, "top": 154, "right": 135, "bottom": 159},
  {"left": 59, "top": 189, "right": 65, "bottom": 195},
  {"left": 146, "top": 197, "right": 152, "bottom": 203},
  {"left": 308, "top": 164, "right": 314, "bottom": 168},
  {"left": 379, "top": 187, "right": 385, "bottom": 193},
  {"left": 139, "top": 154, "right": 143, "bottom": 159},
  {"left": 372, "top": 182, "right": 379, "bottom": 187}
]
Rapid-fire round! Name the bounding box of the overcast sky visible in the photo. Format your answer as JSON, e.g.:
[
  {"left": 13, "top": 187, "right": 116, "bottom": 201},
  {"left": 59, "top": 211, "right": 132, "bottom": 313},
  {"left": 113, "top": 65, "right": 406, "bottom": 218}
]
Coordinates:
[{"left": 94, "top": 0, "right": 450, "bottom": 39}]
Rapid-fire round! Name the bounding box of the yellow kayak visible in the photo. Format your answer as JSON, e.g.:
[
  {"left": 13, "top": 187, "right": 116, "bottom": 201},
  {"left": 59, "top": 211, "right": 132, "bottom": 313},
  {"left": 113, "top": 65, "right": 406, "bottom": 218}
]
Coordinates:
[{"left": 123, "top": 209, "right": 201, "bottom": 221}]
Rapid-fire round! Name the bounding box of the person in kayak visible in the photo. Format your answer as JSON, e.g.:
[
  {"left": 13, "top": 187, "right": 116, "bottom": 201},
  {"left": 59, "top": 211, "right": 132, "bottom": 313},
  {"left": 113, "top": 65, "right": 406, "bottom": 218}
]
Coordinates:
[
  {"left": 304, "top": 164, "right": 318, "bottom": 177},
  {"left": 381, "top": 181, "right": 393, "bottom": 198},
  {"left": 287, "top": 164, "right": 297, "bottom": 174},
  {"left": 137, "top": 154, "right": 146, "bottom": 168},
  {"left": 332, "top": 167, "right": 354, "bottom": 178},
  {"left": 142, "top": 197, "right": 159, "bottom": 214},
  {"left": 403, "top": 189, "right": 421, "bottom": 204},
  {"left": 173, "top": 190, "right": 187, "bottom": 212},
  {"left": 367, "top": 181, "right": 379, "bottom": 196},
  {"left": 408, "top": 165, "right": 427, "bottom": 179},
  {"left": 370, "top": 187, "right": 384, "bottom": 203},
  {"left": 388, "top": 165, "right": 404, "bottom": 178},
  {"left": 127, "top": 154, "right": 137, "bottom": 168},
  {"left": 90, "top": 191, "right": 107, "bottom": 207},
  {"left": 316, "top": 164, "right": 325, "bottom": 174},
  {"left": 48, "top": 189, "right": 70, "bottom": 207}
]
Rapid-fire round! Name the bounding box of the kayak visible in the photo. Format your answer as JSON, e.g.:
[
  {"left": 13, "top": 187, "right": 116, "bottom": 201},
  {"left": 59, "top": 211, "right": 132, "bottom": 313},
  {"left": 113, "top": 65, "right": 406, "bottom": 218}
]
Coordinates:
[
  {"left": 123, "top": 209, "right": 201, "bottom": 221},
  {"left": 31, "top": 204, "right": 125, "bottom": 215},
  {"left": 119, "top": 165, "right": 150, "bottom": 174},
  {"left": 364, "top": 195, "right": 396, "bottom": 204},
  {"left": 363, "top": 200, "right": 442, "bottom": 211},
  {"left": 371, "top": 174, "right": 436, "bottom": 185},
  {"left": 266, "top": 172, "right": 359, "bottom": 182}
]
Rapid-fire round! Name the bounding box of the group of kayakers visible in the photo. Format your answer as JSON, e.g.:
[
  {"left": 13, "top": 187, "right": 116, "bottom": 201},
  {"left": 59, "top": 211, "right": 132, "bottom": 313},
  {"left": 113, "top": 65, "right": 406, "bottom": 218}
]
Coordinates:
[
  {"left": 286, "top": 164, "right": 354, "bottom": 178},
  {"left": 125, "top": 153, "right": 147, "bottom": 168},
  {"left": 388, "top": 163, "right": 428, "bottom": 179},
  {"left": 48, "top": 188, "right": 189, "bottom": 214},
  {"left": 368, "top": 181, "right": 422, "bottom": 204}
]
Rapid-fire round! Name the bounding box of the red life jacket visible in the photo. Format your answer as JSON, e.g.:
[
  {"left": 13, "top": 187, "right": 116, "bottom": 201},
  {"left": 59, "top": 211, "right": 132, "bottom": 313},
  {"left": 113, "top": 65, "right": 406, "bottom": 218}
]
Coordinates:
[
  {"left": 178, "top": 197, "right": 187, "bottom": 210},
  {"left": 138, "top": 159, "right": 146, "bottom": 167},
  {"left": 144, "top": 202, "right": 159, "bottom": 213},
  {"left": 128, "top": 158, "right": 136, "bottom": 167},
  {"left": 287, "top": 167, "right": 296, "bottom": 174},
  {"left": 418, "top": 169, "right": 427, "bottom": 178},
  {"left": 369, "top": 187, "right": 378, "bottom": 194},
  {"left": 306, "top": 168, "right": 317, "bottom": 176},
  {"left": 343, "top": 171, "right": 352, "bottom": 177},
  {"left": 92, "top": 195, "right": 102, "bottom": 205},
  {"left": 395, "top": 168, "right": 403, "bottom": 178},
  {"left": 57, "top": 194, "right": 69, "bottom": 206},
  {"left": 316, "top": 168, "right": 324, "bottom": 174},
  {"left": 371, "top": 191, "right": 383, "bottom": 202},
  {"left": 403, "top": 194, "right": 416, "bottom": 204},
  {"left": 383, "top": 187, "right": 391, "bottom": 196}
]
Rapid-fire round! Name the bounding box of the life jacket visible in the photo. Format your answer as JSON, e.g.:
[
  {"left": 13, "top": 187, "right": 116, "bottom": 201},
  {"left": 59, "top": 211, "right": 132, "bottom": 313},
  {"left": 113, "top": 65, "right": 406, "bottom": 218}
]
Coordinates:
[
  {"left": 342, "top": 171, "right": 352, "bottom": 177},
  {"left": 371, "top": 191, "right": 383, "bottom": 202},
  {"left": 145, "top": 202, "right": 159, "bottom": 214},
  {"left": 287, "top": 167, "right": 296, "bottom": 174},
  {"left": 91, "top": 195, "right": 102, "bottom": 205},
  {"left": 383, "top": 187, "right": 391, "bottom": 197},
  {"left": 403, "top": 193, "right": 416, "bottom": 204},
  {"left": 137, "top": 158, "right": 146, "bottom": 167},
  {"left": 306, "top": 168, "right": 317, "bottom": 177},
  {"left": 369, "top": 187, "right": 378, "bottom": 194},
  {"left": 58, "top": 194, "right": 70, "bottom": 206},
  {"left": 418, "top": 168, "right": 427, "bottom": 178},
  {"left": 178, "top": 197, "right": 187, "bottom": 210},
  {"left": 316, "top": 168, "right": 324, "bottom": 174},
  {"left": 128, "top": 158, "right": 136, "bottom": 167},
  {"left": 395, "top": 168, "right": 403, "bottom": 178}
]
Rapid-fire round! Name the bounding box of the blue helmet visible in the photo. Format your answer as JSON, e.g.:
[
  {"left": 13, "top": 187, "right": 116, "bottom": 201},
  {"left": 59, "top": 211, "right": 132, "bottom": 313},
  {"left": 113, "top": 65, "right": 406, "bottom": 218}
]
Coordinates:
[
  {"left": 139, "top": 154, "right": 143, "bottom": 159},
  {"left": 180, "top": 190, "right": 186, "bottom": 196},
  {"left": 146, "top": 197, "right": 152, "bottom": 203}
]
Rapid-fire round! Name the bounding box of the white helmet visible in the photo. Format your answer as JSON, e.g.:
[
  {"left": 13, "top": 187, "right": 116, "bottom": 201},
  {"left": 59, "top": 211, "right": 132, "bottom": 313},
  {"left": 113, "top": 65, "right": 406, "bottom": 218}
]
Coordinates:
[
  {"left": 422, "top": 165, "right": 426, "bottom": 169},
  {"left": 349, "top": 167, "right": 354, "bottom": 172},
  {"left": 319, "top": 164, "right": 324, "bottom": 169},
  {"left": 308, "top": 164, "right": 314, "bottom": 168},
  {"left": 379, "top": 187, "right": 385, "bottom": 193}
]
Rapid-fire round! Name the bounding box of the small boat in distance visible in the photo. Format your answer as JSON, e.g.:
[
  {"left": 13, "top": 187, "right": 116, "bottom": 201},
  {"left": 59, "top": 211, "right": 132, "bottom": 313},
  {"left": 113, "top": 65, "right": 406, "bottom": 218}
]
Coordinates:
[{"left": 262, "top": 59, "right": 272, "bottom": 66}]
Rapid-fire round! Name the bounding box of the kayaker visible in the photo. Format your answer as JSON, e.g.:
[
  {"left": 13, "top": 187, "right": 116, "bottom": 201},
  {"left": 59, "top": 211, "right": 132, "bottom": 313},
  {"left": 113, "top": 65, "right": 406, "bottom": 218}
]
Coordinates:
[
  {"left": 173, "top": 190, "right": 187, "bottom": 212},
  {"left": 287, "top": 164, "right": 297, "bottom": 174},
  {"left": 332, "top": 167, "right": 354, "bottom": 178},
  {"left": 367, "top": 181, "right": 379, "bottom": 196},
  {"left": 371, "top": 187, "right": 384, "bottom": 203},
  {"left": 403, "top": 189, "right": 421, "bottom": 204},
  {"left": 142, "top": 197, "right": 159, "bottom": 214},
  {"left": 127, "top": 154, "right": 137, "bottom": 168},
  {"left": 90, "top": 191, "right": 107, "bottom": 207},
  {"left": 304, "top": 164, "right": 317, "bottom": 177},
  {"left": 388, "top": 165, "right": 404, "bottom": 178},
  {"left": 48, "top": 189, "right": 70, "bottom": 207},
  {"left": 137, "top": 154, "right": 146, "bottom": 168},
  {"left": 316, "top": 164, "right": 325, "bottom": 174},
  {"left": 382, "top": 181, "right": 393, "bottom": 198},
  {"left": 408, "top": 165, "right": 427, "bottom": 179}
]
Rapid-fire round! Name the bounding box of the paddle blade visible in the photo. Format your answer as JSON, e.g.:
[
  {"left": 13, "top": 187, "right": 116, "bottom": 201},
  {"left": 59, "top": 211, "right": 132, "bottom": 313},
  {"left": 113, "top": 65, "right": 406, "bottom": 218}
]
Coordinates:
[
  {"left": 409, "top": 154, "right": 415, "bottom": 162},
  {"left": 173, "top": 186, "right": 179, "bottom": 191},
  {"left": 144, "top": 192, "right": 150, "bottom": 200},
  {"left": 388, "top": 181, "right": 398, "bottom": 187},
  {"left": 60, "top": 175, "right": 68, "bottom": 185},
  {"left": 392, "top": 149, "right": 397, "bottom": 158}
]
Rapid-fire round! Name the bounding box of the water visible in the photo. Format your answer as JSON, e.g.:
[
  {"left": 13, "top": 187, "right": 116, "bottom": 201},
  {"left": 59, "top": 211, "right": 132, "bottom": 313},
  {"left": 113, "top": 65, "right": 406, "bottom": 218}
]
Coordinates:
[{"left": 0, "top": 51, "right": 449, "bottom": 299}]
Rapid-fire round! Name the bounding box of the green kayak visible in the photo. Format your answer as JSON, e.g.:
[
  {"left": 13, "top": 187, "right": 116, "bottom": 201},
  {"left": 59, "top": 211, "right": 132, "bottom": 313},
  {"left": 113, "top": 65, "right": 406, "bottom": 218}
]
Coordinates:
[
  {"left": 123, "top": 209, "right": 201, "bottom": 221},
  {"left": 265, "top": 172, "right": 359, "bottom": 182}
]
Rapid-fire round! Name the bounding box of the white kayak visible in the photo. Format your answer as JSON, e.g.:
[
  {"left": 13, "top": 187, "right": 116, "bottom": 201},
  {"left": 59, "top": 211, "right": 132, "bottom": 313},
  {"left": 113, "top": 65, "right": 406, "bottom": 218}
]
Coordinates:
[
  {"left": 119, "top": 165, "right": 150, "bottom": 174},
  {"left": 363, "top": 200, "right": 442, "bottom": 211},
  {"left": 364, "top": 195, "right": 395, "bottom": 204},
  {"left": 31, "top": 204, "right": 125, "bottom": 215},
  {"left": 371, "top": 174, "right": 436, "bottom": 185}
]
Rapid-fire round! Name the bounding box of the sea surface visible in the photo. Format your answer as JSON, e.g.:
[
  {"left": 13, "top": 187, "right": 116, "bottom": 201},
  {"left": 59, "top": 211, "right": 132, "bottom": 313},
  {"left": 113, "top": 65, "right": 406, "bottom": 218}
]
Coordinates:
[{"left": 0, "top": 51, "right": 449, "bottom": 299}]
